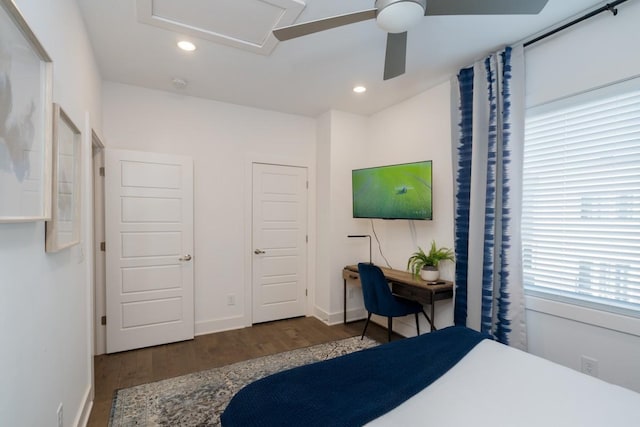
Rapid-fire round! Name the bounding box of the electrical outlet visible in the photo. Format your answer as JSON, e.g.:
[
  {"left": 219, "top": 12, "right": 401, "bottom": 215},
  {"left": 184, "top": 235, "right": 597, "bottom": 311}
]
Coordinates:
[
  {"left": 581, "top": 355, "right": 599, "bottom": 377},
  {"left": 227, "top": 294, "right": 236, "bottom": 306},
  {"left": 57, "top": 403, "right": 63, "bottom": 427},
  {"left": 77, "top": 244, "right": 84, "bottom": 264}
]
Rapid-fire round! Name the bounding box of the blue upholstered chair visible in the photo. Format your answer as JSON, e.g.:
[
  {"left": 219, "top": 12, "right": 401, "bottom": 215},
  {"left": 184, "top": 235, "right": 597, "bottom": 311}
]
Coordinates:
[{"left": 358, "top": 262, "right": 430, "bottom": 342}]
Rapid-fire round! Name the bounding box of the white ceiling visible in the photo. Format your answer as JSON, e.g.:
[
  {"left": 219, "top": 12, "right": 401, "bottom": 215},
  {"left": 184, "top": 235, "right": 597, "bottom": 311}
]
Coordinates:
[{"left": 77, "top": 0, "right": 606, "bottom": 117}]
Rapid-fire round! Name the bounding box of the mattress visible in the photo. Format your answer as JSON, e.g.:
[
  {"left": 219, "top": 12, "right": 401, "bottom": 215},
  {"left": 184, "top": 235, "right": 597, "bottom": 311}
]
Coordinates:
[
  {"left": 369, "top": 338, "right": 640, "bottom": 426},
  {"left": 222, "top": 327, "right": 640, "bottom": 426}
]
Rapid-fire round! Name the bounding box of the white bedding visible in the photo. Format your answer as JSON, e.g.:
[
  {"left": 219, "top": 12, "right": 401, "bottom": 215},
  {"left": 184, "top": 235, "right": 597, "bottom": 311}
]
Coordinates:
[{"left": 367, "top": 339, "right": 640, "bottom": 426}]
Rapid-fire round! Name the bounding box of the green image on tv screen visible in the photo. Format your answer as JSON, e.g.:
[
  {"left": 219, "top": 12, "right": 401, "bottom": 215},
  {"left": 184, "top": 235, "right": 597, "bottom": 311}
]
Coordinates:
[{"left": 352, "top": 161, "right": 432, "bottom": 220}]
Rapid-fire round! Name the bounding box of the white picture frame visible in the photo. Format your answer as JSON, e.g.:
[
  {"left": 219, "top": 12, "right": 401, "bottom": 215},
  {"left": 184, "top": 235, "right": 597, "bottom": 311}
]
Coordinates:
[
  {"left": 0, "top": 0, "right": 53, "bottom": 222},
  {"left": 45, "top": 104, "right": 81, "bottom": 252}
]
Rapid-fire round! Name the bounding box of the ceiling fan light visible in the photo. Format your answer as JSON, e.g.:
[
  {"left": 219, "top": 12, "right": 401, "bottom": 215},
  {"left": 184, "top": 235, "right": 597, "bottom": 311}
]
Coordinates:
[{"left": 376, "top": 0, "right": 425, "bottom": 33}]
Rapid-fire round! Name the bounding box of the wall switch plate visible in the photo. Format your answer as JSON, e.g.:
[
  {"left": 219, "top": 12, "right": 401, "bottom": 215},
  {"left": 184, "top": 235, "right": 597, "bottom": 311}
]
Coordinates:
[
  {"left": 227, "top": 294, "right": 236, "bottom": 306},
  {"left": 581, "top": 355, "right": 599, "bottom": 377}
]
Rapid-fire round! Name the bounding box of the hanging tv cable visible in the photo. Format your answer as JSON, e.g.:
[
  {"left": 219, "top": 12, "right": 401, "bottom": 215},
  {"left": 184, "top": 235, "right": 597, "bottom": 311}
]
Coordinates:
[{"left": 370, "top": 219, "right": 392, "bottom": 269}]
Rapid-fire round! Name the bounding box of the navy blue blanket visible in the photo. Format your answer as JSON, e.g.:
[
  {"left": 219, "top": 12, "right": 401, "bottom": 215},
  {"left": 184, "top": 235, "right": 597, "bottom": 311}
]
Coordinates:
[{"left": 221, "top": 326, "right": 488, "bottom": 427}]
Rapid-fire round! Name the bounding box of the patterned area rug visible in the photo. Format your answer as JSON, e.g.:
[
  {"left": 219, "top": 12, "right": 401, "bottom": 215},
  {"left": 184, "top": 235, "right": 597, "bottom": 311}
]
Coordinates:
[{"left": 109, "top": 336, "right": 378, "bottom": 426}]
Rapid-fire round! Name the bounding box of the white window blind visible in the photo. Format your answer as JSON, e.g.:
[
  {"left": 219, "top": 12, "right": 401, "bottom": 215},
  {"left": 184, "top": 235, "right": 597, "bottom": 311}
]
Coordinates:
[{"left": 523, "top": 78, "right": 640, "bottom": 317}]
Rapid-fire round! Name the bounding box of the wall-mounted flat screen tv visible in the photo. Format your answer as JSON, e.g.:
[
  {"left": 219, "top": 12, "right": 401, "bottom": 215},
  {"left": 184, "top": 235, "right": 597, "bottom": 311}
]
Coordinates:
[{"left": 352, "top": 160, "right": 432, "bottom": 220}]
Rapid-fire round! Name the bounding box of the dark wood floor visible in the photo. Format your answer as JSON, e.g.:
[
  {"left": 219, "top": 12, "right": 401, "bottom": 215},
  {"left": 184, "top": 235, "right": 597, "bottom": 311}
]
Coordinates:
[{"left": 88, "top": 317, "right": 395, "bottom": 426}]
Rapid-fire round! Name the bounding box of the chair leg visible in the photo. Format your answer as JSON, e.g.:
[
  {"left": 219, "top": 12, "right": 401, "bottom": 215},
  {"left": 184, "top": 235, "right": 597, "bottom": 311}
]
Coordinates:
[
  {"left": 387, "top": 317, "right": 393, "bottom": 342},
  {"left": 415, "top": 313, "right": 420, "bottom": 336},
  {"left": 421, "top": 309, "right": 436, "bottom": 331},
  {"left": 361, "top": 312, "right": 372, "bottom": 340}
]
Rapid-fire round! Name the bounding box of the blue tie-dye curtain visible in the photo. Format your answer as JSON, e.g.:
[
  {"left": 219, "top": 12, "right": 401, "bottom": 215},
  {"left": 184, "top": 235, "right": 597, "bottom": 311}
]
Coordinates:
[{"left": 452, "top": 45, "right": 527, "bottom": 350}]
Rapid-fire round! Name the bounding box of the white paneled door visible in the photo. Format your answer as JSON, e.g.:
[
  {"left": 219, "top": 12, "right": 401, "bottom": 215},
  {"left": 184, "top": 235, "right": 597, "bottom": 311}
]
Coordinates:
[
  {"left": 252, "top": 163, "right": 308, "bottom": 323},
  {"left": 105, "top": 149, "right": 194, "bottom": 353}
]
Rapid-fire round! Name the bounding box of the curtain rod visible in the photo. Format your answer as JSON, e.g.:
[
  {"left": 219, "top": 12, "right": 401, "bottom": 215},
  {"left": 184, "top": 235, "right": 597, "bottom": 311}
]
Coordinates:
[{"left": 524, "top": 0, "right": 629, "bottom": 48}]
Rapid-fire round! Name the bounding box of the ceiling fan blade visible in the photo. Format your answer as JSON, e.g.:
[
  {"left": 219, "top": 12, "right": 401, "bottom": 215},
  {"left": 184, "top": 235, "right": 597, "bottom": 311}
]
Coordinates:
[
  {"left": 425, "top": 0, "right": 549, "bottom": 15},
  {"left": 273, "top": 9, "right": 377, "bottom": 41},
  {"left": 383, "top": 32, "right": 407, "bottom": 81}
]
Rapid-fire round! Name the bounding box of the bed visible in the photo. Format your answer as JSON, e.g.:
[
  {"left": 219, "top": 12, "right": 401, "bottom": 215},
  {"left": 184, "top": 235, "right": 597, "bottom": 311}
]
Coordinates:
[{"left": 221, "top": 326, "right": 640, "bottom": 426}]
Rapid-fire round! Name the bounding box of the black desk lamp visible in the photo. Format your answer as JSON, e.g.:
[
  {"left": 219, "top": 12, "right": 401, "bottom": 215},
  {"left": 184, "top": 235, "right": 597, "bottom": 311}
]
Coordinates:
[{"left": 348, "top": 234, "right": 372, "bottom": 264}]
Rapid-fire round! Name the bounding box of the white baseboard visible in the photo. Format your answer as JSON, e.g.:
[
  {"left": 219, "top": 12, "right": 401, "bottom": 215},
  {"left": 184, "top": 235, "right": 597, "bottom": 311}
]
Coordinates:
[
  {"left": 195, "top": 315, "right": 246, "bottom": 336},
  {"left": 326, "top": 308, "right": 367, "bottom": 326},
  {"left": 312, "top": 304, "right": 367, "bottom": 326},
  {"left": 75, "top": 384, "right": 93, "bottom": 427},
  {"left": 346, "top": 313, "right": 433, "bottom": 340},
  {"left": 195, "top": 307, "right": 368, "bottom": 336},
  {"left": 312, "top": 306, "right": 331, "bottom": 324},
  {"left": 312, "top": 303, "right": 421, "bottom": 335},
  {"left": 343, "top": 308, "right": 367, "bottom": 325},
  {"left": 194, "top": 308, "right": 433, "bottom": 338},
  {"left": 383, "top": 315, "right": 416, "bottom": 339}
]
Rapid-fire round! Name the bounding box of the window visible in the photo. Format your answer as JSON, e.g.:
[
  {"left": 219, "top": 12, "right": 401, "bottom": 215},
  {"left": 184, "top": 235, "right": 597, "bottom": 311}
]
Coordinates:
[{"left": 522, "top": 78, "right": 640, "bottom": 317}]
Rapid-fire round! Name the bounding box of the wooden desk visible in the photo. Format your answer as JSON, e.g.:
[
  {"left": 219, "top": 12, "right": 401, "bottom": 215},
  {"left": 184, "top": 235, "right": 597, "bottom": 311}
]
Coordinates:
[{"left": 342, "top": 265, "right": 454, "bottom": 330}]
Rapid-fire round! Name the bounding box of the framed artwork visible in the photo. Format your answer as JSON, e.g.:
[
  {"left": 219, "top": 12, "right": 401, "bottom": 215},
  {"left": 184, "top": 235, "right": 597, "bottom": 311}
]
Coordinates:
[
  {"left": 45, "top": 104, "right": 81, "bottom": 252},
  {"left": 0, "top": 0, "right": 53, "bottom": 222}
]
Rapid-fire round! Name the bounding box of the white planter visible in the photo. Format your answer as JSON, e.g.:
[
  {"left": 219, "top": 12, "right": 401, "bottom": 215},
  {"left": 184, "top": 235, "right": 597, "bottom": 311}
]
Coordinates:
[{"left": 420, "top": 267, "right": 439, "bottom": 282}]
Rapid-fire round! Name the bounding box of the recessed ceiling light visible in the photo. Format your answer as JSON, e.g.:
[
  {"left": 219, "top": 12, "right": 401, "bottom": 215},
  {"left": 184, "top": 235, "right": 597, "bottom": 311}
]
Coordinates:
[
  {"left": 177, "top": 41, "right": 196, "bottom": 52},
  {"left": 353, "top": 86, "right": 367, "bottom": 94}
]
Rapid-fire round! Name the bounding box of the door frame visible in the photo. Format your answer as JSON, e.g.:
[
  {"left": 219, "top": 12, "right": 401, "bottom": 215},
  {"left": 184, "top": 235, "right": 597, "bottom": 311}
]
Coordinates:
[
  {"left": 91, "top": 130, "right": 106, "bottom": 355},
  {"left": 85, "top": 119, "right": 104, "bottom": 419},
  {"left": 244, "top": 154, "right": 316, "bottom": 327}
]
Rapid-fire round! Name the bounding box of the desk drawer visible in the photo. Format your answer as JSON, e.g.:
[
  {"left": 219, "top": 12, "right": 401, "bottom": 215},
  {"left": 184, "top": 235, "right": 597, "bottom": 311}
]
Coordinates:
[
  {"left": 392, "top": 282, "right": 432, "bottom": 305},
  {"left": 342, "top": 269, "right": 360, "bottom": 283},
  {"left": 433, "top": 289, "right": 454, "bottom": 301}
]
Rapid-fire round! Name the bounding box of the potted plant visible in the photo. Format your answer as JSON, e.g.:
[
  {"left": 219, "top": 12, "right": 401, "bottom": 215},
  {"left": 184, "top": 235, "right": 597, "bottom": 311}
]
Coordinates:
[{"left": 407, "top": 241, "right": 455, "bottom": 282}]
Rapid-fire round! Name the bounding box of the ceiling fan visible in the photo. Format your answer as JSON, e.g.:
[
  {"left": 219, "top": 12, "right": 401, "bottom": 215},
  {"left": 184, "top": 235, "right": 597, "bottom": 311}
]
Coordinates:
[{"left": 273, "top": 0, "right": 550, "bottom": 80}]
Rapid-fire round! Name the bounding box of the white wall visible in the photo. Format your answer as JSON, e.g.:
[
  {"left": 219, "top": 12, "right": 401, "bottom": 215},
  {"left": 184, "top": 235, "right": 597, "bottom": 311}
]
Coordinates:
[
  {"left": 315, "top": 110, "right": 369, "bottom": 323},
  {"left": 364, "top": 82, "right": 455, "bottom": 335},
  {"left": 525, "top": 1, "right": 640, "bottom": 109},
  {"left": 0, "top": 0, "right": 102, "bottom": 425},
  {"left": 315, "top": 82, "right": 455, "bottom": 334},
  {"left": 101, "top": 82, "right": 316, "bottom": 337},
  {"left": 102, "top": 81, "right": 453, "bottom": 339},
  {"left": 315, "top": 112, "right": 332, "bottom": 316},
  {"left": 524, "top": 0, "right": 640, "bottom": 392}
]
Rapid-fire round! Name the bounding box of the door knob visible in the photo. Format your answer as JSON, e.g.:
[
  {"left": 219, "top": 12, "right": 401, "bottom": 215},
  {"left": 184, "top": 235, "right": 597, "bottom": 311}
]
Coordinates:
[
  {"left": 179, "top": 254, "right": 192, "bottom": 261},
  {"left": 254, "top": 249, "right": 266, "bottom": 254}
]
